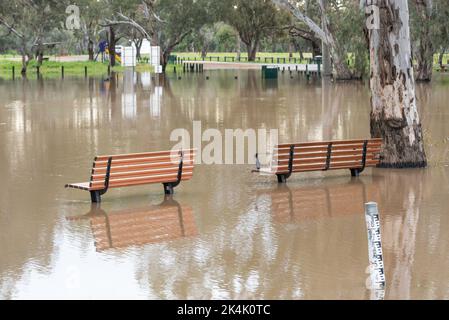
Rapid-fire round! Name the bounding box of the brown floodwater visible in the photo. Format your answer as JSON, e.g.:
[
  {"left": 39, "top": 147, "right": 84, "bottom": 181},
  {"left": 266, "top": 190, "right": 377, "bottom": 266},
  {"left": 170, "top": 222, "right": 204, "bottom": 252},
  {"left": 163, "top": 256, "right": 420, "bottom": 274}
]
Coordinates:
[{"left": 0, "top": 70, "right": 448, "bottom": 299}]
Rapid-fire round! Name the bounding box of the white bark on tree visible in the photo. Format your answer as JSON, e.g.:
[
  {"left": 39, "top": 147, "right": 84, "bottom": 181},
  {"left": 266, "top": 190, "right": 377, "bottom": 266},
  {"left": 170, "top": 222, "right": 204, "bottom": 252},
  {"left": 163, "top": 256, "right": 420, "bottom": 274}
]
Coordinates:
[
  {"left": 272, "top": 0, "right": 352, "bottom": 79},
  {"left": 366, "top": 0, "right": 427, "bottom": 167}
]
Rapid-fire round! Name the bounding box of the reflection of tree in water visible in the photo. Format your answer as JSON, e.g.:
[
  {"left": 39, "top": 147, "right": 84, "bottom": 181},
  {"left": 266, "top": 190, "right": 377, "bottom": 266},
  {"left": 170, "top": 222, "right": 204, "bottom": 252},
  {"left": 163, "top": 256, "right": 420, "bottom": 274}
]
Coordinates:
[{"left": 381, "top": 168, "right": 449, "bottom": 299}]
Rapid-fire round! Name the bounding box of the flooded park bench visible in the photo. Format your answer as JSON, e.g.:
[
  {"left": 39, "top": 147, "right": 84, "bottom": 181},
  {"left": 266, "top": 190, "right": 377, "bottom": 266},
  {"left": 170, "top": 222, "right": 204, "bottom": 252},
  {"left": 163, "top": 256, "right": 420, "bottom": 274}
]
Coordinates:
[
  {"left": 67, "top": 198, "right": 197, "bottom": 251},
  {"left": 65, "top": 149, "right": 196, "bottom": 202},
  {"left": 253, "top": 138, "right": 382, "bottom": 182}
]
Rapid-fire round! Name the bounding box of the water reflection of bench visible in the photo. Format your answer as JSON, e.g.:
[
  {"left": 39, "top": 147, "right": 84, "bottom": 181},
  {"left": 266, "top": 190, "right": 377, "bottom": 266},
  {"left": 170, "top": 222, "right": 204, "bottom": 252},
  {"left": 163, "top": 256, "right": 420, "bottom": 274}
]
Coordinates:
[
  {"left": 261, "top": 179, "right": 382, "bottom": 223},
  {"left": 68, "top": 198, "right": 197, "bottom": 251}
]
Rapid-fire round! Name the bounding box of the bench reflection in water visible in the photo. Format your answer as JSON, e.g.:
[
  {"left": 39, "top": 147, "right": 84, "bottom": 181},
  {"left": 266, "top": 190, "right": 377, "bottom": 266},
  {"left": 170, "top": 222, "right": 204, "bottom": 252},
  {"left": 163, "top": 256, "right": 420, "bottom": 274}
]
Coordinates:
[
  {"left": 260, "top": 177, "right": 383, "bottom": 223},
  {"left": 68, "top": 197, "right": 197, "bottom": 251}
]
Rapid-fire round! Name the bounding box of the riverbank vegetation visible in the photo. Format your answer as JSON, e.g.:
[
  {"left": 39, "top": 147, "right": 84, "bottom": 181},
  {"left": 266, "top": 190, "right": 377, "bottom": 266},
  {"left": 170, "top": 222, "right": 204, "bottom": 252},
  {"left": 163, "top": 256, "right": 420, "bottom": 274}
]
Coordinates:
[{"left": 1, "top": 1, "right": 448, "bottom": 80}]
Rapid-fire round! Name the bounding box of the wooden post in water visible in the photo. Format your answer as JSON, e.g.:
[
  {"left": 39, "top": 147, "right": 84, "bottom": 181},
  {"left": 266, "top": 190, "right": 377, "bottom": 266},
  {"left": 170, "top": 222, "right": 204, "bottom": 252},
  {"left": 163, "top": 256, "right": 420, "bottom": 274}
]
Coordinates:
[
  {"left": 84, "top": 66, "right": 88, "bottom": 78},
  {"left": 12, "top": 66, "right": 15, "bottom": 79},
  {"left": 61, "top": 66, "right": 64, "bottom": 78},
  {"left": 36, "top": 66, "right": 40, "bottom": 78}
]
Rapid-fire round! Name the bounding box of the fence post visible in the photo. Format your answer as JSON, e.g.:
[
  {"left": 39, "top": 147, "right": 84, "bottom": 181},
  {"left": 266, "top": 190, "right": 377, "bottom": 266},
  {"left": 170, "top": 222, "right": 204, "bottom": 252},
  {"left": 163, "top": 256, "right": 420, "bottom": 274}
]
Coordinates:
[{"left": 61, "top": 66, "right": 64, "bottom": 78}]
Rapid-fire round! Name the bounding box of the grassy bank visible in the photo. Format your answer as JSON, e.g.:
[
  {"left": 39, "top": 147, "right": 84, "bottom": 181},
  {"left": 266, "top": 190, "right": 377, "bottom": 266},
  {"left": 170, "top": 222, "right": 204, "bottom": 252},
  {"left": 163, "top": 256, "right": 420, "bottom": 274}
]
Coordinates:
[{"left": 0, "top": 59, "right": 153, "bottom": 79}]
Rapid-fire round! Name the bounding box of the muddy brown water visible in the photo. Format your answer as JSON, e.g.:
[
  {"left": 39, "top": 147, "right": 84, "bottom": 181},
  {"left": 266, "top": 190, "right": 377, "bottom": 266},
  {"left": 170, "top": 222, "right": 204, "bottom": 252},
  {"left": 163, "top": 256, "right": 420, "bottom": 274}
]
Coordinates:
[{"left": 0, "top": 70, "right": 448, "bottom": 299}]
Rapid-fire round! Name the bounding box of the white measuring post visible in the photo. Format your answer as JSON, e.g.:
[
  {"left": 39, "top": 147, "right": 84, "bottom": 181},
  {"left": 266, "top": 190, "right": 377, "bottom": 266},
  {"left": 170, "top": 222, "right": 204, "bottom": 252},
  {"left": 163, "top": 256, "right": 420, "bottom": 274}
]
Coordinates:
[
  {"left": 150, "top": 46, "right": 162, "bottom": 74},
  {"left": 364, "top": 202, "right": 386, "bottom": 291},
  {"left": 121, "top": 46, "right": 136, "bottom": 67}
]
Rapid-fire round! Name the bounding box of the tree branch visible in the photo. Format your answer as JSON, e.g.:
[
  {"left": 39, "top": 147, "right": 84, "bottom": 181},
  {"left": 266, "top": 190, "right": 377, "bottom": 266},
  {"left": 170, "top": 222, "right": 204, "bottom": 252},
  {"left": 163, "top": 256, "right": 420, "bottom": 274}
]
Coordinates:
[
  {"left": 0, "top": 15, "right": 24, "bottom": 39},
  {"left": 271, "top": 0, "right": 328, "bottom": 44}
]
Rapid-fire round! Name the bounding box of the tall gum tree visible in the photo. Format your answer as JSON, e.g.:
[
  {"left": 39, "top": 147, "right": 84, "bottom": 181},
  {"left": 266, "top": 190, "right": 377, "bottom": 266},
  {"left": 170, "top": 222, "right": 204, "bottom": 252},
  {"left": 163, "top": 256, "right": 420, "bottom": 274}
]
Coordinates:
[{"left": 366, "top": 0, "right": 427, "bottom": 168}]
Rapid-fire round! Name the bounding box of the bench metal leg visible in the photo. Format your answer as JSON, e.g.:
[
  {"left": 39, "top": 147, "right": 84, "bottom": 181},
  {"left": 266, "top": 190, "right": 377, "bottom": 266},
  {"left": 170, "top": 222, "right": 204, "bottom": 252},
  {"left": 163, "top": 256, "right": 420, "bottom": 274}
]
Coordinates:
[
  {"left": 90, "top": 191, "right": 101, "bottom": 203},
  {"left": 163, "top": 183, "right": 175, "bottom": 195},
  {"left": 350, "top": 169, "right": 360, "bottom": 177},
  {"left": 277, "top": 174, "right": 287, "bottom": 183}
]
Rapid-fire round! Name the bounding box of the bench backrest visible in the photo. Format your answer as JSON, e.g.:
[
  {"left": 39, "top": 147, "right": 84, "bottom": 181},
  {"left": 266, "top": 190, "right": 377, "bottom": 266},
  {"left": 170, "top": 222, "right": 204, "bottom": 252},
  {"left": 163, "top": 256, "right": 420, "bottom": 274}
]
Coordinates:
[
  {"left": 272, "top": 139, "right": 382, "bottom": 174},
  {"left": 90, "top": 204, "right": 197, "bottom": 251},
  {"left": 88, "top": 149, "right": 195, "bottom": 191}
]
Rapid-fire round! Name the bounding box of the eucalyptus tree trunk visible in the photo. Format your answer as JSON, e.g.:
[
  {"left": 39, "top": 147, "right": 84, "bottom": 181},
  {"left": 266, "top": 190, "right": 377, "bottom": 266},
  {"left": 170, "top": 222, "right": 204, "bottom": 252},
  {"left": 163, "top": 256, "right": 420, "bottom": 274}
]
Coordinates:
[
  {"left": 246, "top": 40, "right": 259, "bottom": 61},
  {"left": 367, "top": 0, "right": 427, "bottom": 168},
  {"left": 235, "top": 33, "right": 241, "bottom": 61},
  {"left": 413, "top": 0, "right": 433, "bottom": 82},
  {"left": 108, "top": 27, "right": 116, "bottom": 67},
  {"left": 88, "top": 39, "right": 94, "bottom": 61},
  {"left": 321, "top": 0, "right": 332, "bottom": 77}
]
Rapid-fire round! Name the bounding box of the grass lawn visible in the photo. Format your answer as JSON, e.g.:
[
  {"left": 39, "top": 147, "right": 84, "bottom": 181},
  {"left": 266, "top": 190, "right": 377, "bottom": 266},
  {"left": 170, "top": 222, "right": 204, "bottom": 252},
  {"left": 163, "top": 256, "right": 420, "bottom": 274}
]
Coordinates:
[{"left": 0, "top": 59, "right": 153, "bottom": 79}]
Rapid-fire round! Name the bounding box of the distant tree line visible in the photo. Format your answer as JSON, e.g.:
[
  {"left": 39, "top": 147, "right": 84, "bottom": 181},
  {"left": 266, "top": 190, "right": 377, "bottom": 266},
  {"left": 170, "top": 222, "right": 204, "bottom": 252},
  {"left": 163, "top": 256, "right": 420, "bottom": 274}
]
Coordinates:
[{"left": 0, "top": 0, "right": 448, "bottom": 80}]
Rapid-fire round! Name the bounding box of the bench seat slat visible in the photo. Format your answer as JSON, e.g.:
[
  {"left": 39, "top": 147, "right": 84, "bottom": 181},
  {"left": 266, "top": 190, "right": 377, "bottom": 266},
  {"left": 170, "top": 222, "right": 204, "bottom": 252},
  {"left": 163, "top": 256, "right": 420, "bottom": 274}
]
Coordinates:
[
  {"left": 97, "top": 174, "right": 194, "bottom": 189},
  {"left": 90, "top": 171, "right": 193, "bottom": 188},
  {"left": 91, "top": 165, "right": 195, "bottom": 181},
  {"left": 65, "top": 182, "right": 91, "bottom": 190},
  {"left": 274, "top": 159, "right": 379, "bottom": 174}
]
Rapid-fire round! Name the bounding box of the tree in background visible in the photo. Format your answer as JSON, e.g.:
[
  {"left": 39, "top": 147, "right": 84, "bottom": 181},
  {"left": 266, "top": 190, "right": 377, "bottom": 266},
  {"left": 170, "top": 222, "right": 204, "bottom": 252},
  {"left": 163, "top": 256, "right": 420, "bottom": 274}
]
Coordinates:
[
  {"left": 105, "top": 0, "right": 209, "bottom": 71},
  {"left": 365, "top": 0, "right": 427, "bottom": 167},
  {"left": 74, "top": 0, "right": 103, "bottom": 61},
  {"left": 409, "top": 0, "right": 449, "bottom": 81},
  {"left": 273, "top": 0, "right": 354, "bottom": 79},
  {"left": 0, "top": 0, "right": 67, "bottom": 73},
  {"left": 219, "top": 0, "right": 289, "bottom": 61}
]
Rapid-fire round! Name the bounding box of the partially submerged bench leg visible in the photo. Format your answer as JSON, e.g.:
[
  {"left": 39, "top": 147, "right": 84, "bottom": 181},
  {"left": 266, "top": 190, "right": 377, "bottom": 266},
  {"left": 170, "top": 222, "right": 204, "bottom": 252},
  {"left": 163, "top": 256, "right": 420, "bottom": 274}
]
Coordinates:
[
  {"left": 161, "top": 151, "right": 185, "bottom": 195},
  {"left": 277, "top": 174, "right": 288, "bottom": 183},
  {"left": 90, "top": 191, "right": 102, "bottom": 203},
  {"left": 163, "top": 183, "right": 175, "bottom": 195},
  {"left": 276, "top": 145, "right": 295, "bottom": 184},
  {"left": 350, "top": 168, "right": 361, "bottom": 177},
  {"left": 350, "top": 141, "right": 368, "bottom": 178}
]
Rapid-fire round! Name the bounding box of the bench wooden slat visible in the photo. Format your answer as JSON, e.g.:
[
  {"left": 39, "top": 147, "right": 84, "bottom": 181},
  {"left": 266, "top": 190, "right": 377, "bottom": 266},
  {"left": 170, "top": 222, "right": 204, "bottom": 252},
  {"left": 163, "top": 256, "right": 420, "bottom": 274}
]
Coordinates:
[
  {"left": 94, "top": 148, "right": 196, "bottom": 161},
  {"left": 275, "top": 147, "right": 381, "bottom": 160},
  {"left": 104, "top": 173, "right": 193, "bottom": 189},
  {"left": 276, "top": 154, "right": 377, "bottom": 166},
  {"left": 92, "top": 159, "right": 195, "bottom": 174},
  {"left": 274, "top": 159, "right": 379, "bottom": 174},
  {"left": 90, "top": 171, "right": 193, "bottom": 188},
  {"left": 276, "top": 138, "right": 382, "bottom": 148},
  {"left": 94, "top": 151, "right": 196, "bottom": 168},
  {"left": 91, "top": 165, "right": 195, "bottom": 181},
  {"left": 275, "top": 143, "right": 381, "bottom": 154}
]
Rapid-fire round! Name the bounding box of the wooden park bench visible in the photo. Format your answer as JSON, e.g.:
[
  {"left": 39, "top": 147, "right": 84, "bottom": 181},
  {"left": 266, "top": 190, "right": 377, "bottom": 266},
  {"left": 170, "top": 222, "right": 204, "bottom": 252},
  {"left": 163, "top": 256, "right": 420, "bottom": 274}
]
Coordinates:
[
  {"left": 65, "top": 149, "right": 195, "bottom": 202},
  {"left": 67, "top": 197, "right": 197, "bottom": 251},
  {"left": 253, "top": 138, "right": 382, "bottom": 182}
]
